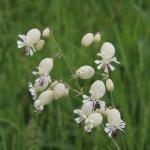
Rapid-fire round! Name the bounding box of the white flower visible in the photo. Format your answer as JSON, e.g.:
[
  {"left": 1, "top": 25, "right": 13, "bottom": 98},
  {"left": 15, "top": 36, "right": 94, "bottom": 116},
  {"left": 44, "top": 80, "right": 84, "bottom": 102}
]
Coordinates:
[
  {"left": 95, "top": 42, "right": 120, "bottom": 73},
  {"left": 93, "top": 32, "right": 101, "bottom": 43},
  {"left": 105, "top": 109, "right": 126, "bottom": 137},
  {"left": 17, "top": 28, "right": 41, "bottom": 56},
  {"left": 28, "top": 75, "right": 51, "bottom": 100},
  {"left": 74, "top": 109, "right": 87, "bottom": 124},
  {"left": 81, "top": 33, "right": 94, "bottom": 47},
  {"left": 28, "top": 82, "right": 37, "bottom": 100},
  {"left": 17, "top": 35, "right": 36, "bottom": 56},
  {"left": 52, "top": 82, "right": 69, "bottom": 99},
  {"left": 26, "top": 28, "right": 41, "bottom": 45},
  {"left": 35, "top": 39, "right": 45, "bottom": 51},
  {"left": 42, "top": 27, "right": 51, "bottom": 38},
  {"left": 89, "top": 80, "right": 106, "bottom": 100},
  {"left": 32, "top": 58, "right": 53, "bottom": 75},
  {"left": 34, "top": 90, "right": 54, "bottom": 112},
  {"left": 82, "top": 95, "right": 105, "bottom": 112},
  {"left": 74, "top": 65, "right": 95, "bottom": 79},
  {"left": 105, "top": 120, "right": 126, "bottom": 138},
  {"left": 106, "top": 79, "right": 114, "bottom": 92},
  {"left": 84, "top": 112, "right": 103, "bottom": 132}
]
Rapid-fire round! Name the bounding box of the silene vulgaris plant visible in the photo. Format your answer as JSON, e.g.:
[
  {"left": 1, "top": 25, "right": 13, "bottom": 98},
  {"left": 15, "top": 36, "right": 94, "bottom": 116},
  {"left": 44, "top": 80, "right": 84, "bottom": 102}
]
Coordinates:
[{"left": 17, "top": 27, "right": 126, "bottom": 148}]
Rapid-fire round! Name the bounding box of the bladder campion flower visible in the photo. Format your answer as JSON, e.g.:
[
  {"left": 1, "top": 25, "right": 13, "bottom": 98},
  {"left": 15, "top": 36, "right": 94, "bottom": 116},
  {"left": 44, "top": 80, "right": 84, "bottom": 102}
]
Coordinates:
[
  {"left": 81, "top": 33, "right": 94, "bottom": 47},
  {"left": 84, "top": 112, "right": 103, "bottom": 132},
  {"left": 93, "top": 32, "right": 101, "bottom": 43},
  {"left": 17, "top": 28, "right": 41, "bottom": 56},
  {"left": 42, "top": 27, "right": 51, "bottom": 38},
  {"left": 95, "top": 42, "right": 120, "bottom": 73},
  {"left": 28, "top": 75, "right": 51, "bottom": 100},
  {"left": 106, "top": 79, "right": 114, "bottom": 92},
  {"left": 52, "top": 82, "right": 69, "bottom": 99},
  {"left": 32, "top": 58, "right": 53, "bottom": 76},
  {"left": 89, "top": 80, "right": 106, "bottom": 100},
  {"left": 105, "top": 109, "right": 126, "bottom": 137},
  {"left": 34, "top": 90, "right": 54, "bottom": 112},
  {"left": 74, "top": 65, "right": 95, "bottom": 79}
]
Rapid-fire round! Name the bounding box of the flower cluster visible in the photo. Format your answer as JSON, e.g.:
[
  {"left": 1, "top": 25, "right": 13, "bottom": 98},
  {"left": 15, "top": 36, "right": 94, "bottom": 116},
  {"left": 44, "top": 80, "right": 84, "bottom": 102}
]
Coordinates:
[
  {"left": 17, "top": 27, "right": 126, "bottom": 139},
  {"left": 17, "top": 28, "right": 50, "bottom": 56},
  {"left": 74, "top": 33, "right": 125, "bottom": 138},
  {"left": 28, "top": 57, "right": 69, "bottom": 112}
]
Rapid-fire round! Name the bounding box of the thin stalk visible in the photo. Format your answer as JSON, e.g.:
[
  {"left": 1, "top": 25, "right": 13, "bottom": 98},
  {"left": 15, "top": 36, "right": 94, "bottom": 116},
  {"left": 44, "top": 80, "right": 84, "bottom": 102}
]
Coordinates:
[
  {"left": 120, "top": 132, "right": 127, "bottom": 150},
  {"left": 51, "top": 34, "right": 83, "bottom": 94},
  {"left": 111, "top": 138, "right": 121, "bottom": 150},
  {"left": 110, "top": 92, "right": 115, "bottom": 107}
]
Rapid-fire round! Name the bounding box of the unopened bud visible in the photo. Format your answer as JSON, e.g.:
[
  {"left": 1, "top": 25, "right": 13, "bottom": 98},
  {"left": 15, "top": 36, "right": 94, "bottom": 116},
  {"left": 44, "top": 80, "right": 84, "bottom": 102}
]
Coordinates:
[
  {"left": 75, "top": 65, "right": 95, "bottom": 79},
  {"left": 42, "top": 27, "right": 51, "bottom": 38},
  {"left": 53, "top": 83, "right": 69, "bottom": 99},
  {"left": 93, "top": 32, "right": 101, "bottom": 43},
  {"left": 106, "top": 79, "right": 114, "bottom": 91},
  {"left": 81, "top": 33, "right": 94, "bottom": 47},
  {"left": 35, "top": 39, "right": 45, "bottom": 51}
]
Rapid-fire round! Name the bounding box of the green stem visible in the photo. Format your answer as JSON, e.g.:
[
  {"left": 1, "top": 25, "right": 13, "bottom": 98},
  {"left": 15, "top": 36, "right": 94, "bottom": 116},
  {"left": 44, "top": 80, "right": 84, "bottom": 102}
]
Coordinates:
[
  {"left": 120, "top": 132, "right": 126, "bottom": 150},
  {"left": 51, "top": 34, "right": 83, "bottom": 95},
  {"left": 111, "top": 138, "right": 121, "bottom": 150},
  {"left": 110, "top": 92, "right": 115, "bottom": 107}
]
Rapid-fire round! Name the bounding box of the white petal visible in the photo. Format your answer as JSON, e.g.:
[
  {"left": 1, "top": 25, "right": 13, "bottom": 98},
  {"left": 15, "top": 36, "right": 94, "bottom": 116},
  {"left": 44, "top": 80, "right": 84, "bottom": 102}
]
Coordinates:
[{"left": 94, "top": 60, "right": 101, "bottom": 64}]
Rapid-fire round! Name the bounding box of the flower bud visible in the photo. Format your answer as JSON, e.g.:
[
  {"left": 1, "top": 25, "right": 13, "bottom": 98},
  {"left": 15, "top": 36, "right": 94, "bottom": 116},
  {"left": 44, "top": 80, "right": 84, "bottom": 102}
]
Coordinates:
[
  {"left": 81, "top": 101, "right": 93, "bottom": 116},
  {"left": 89, "top": 80, "right": 106, "bottom": 100},
  {"left": 81, "top": 33, "right": 94, "bottom": 47},
  {"left": 35, "top": 39, "right": 45, "bottom": 51},
  {"left": 100, "top": 42, "right": 115, "bottom": 59},
  {"left": 107, "top": 109, "right": 121, "bottom": 125},
  {"left": 75, "top": 65, "right": 95, "bottom": 79},
  {"left": 84, "top": 112, "right": 103, "bottom": 132},
  {"left": 42, "top": 27, "right": 51, "bottom": 38},
  {"left": 106, "top": 79, "right": 114, "bottom": 92},
  {"left": 26, "top": 28, "right": 41, "bottom": 45},
  {"left": 53, "top": 83, "right": 69, "bottom": 99},
  {"left": 93, "top": 32, "right": 101, "bottom": 43},
  {"left": 39, "top": 58, "right": 53, "bottom": 74},
  {"left": 34, "top": 90, "right": 54, "bottom": 111},
  {"left": 34, "top": 75, "right": 50, "bottom": 92}
]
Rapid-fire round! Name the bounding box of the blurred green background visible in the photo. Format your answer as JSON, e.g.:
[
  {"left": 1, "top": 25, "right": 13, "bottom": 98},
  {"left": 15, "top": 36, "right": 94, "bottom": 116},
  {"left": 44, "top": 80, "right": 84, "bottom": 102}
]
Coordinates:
[{"left": 0, "top": 0, "right": 150, "bottom": 149}]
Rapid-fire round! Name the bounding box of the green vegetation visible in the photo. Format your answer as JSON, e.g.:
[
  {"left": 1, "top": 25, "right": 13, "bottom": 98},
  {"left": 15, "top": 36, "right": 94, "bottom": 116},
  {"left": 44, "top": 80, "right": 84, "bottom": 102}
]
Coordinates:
[{"left": 0, "top": 0, "right": 149, "bottom": 149}]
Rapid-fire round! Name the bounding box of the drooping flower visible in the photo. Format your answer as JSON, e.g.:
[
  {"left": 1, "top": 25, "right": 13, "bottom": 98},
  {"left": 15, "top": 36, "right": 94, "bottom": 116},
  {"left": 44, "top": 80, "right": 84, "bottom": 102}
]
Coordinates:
[
  {"left": 83, "top": 95, "right": 105, "bottom": 112},
  {"left": 32, "top": 58, "right": 53, "bottom": 76},
  {"left": 52, "top": 82, "right": 69, "bottom": 100},
  {"left": 89, "top": 80, "right": 106, "bottom": 100},
  {"left": 74, "top": 100, "right": 93, "bottom": 124},
  {"left": 84, "top": 112, "right": 103, "bottom": 132},
  {"left": 104, "top": 108, "right": 126, "bottom": 137},
  {"left": 81, "top": 33, "right": 94, "bottom": 47},
  {"left": 17, "top": 28, "right": 41, "bottom": 56},
  {"left": 34, "top": 90, "right": 54, "bottom": 112},
  {"left": 28, "top": 75, "right": 51, "bottom": 100},
  {"left": 95, "top": 42, "right": 120, "bottom": 73},
  {"left": 74, "top": 65, "right": 95, "bottom": 79}
]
